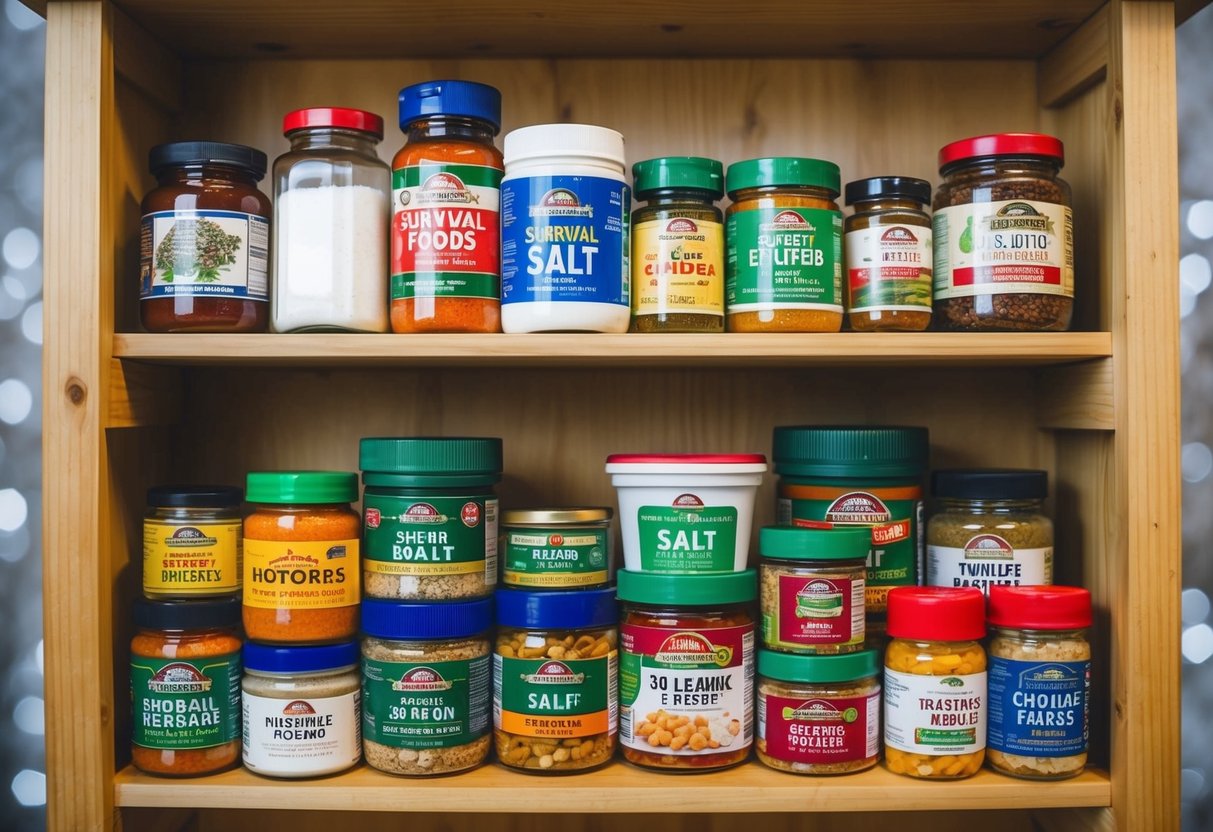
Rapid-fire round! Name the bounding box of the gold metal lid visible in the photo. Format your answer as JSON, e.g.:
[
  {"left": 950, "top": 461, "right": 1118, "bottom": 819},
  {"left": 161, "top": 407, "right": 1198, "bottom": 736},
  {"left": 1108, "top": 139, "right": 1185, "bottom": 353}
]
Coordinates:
[{"left": 500, "top": 507, "right": 613, "bottom": 525}]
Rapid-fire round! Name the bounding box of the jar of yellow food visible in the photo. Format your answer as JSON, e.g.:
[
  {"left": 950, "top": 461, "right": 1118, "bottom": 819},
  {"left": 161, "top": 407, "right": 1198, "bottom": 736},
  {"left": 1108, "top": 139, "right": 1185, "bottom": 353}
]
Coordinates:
[{"left": 883, "top": 586, "right": 987, "bottom": 779}]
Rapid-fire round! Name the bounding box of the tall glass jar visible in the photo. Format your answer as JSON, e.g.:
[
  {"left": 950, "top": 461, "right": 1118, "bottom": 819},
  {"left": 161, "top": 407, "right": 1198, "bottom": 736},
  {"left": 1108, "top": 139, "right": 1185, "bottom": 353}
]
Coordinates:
[{"left": 272, "top": 107, "right": 390, "bottom": 333}]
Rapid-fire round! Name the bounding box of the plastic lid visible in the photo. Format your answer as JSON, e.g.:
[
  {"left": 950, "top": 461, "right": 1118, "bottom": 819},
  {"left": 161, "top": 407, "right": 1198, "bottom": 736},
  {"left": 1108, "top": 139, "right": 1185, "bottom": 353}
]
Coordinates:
[
  {"left": 772, "top": 426, "right": 929, "bottom": 478},
  {"left": 133, "top": 597, "right": 241, "bottom": 631},
  {"left": 148, "top": 141, "right": 267, "bottom": 179},
  {"left": 283, "top": 107, "right": 384, "bottom": 138},
  {"left": 844, "top": 176, "right": 931, "bottom": 206},
  {"left": 932, "top": 469, "right": 1048, "bottom": 500},
  {"left": 500, "top": 507, "right": 613, "bottom": 525},
  {"left": 243, "top": 641, "right": 359, "bottom": 673},
  {"left": 360, "top": 598, "right": 493, "bottom": 640},
  {"left": 725, "top": 157, "right": 841, "bottom": 196},
  {"left": 616, "top": 569, "right": 757, "bottom": 605},
  {"left": 503, "top": 124, "right": 626, "bottom": 168},
  {"left": 633, "top": 157, "right": 724, "bottom": 198},
  {"left": 759, "top": 525, "right": 871, "bottom": 561},
  {"left": 938, "top": 132, "right": 1065, "bottom": 170},
  {"left": 146, "top": 485, "right": 243, "bottom": 509},
  {"left": 988, "top": 585, "right": 1092, "bottom": 630},
  {"left": 886, "top": 587, "right": 986, "bottom": 641},
  {"left": 360, "top": 437, "right": 503, "bottom": 478},
  {"left": 606, "top": 453, "right": 766, "bottom": 465},
  {"left": 495, "top": 587, "right": 617, "bottom": 629},
  {"left": 245, "top": 471, "right": 358, "bottom": 504},
  {"left": 758, "top": 648, "right": 879, "bottom": 684},
  {"left": 398, "top": 80, "right": 502, "bottom": 132}
]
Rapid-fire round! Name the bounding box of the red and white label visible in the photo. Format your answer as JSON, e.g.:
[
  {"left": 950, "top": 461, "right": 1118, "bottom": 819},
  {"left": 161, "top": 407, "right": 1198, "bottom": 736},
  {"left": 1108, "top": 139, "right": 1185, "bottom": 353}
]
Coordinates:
[{"left": 758, "top": 689, "right": 879, "bottom": 765}]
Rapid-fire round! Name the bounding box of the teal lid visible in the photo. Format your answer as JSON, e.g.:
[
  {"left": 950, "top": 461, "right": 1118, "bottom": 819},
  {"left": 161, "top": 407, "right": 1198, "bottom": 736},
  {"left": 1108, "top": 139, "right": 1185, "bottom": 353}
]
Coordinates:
[
  {"left": 616, "top": 569, "right": 757, "bottom": 605},
  {"left": 360, "top": 437, "right": 503, "bottom": 488},
  {"left": 246, "top": 471, "right": 358, "bottom": 504},
  {"left": 772, "top": 425, "right": 928, "bottom": 478},
  {"left": 725, "top": 157, "right": 841, "bottom": 196},
  {"left": 758, "top": 648, "right": 879, "bottom": 683},
  {"left": 633, "top": 156, "right": 724, "bottom": 198},
  {"left": 759, "top": 525, "right": 871, "bottom": 561}
]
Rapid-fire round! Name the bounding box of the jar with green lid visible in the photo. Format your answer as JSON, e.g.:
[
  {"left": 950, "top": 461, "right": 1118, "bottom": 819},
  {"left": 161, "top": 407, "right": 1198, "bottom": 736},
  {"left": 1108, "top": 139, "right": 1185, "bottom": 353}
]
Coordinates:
[
  {"left": 756, "top": 648, "right": 881, "bottom": 774},
  {"left": 500, "top": 507, "right": 613, "bottom": 589},
  {"left": 725, "top": 157, "right": 843, "bottom": 333},
  {"left": 360, "top": 437, "right": 502, "bottom": 601},
  {"left": 630, "top": 156, "right": 725, "bottom": 332},
  {"left": 759, "top": 525, "right": 870, "bottom": 654},
  {"left": 143, "top": 485, "right": 243, "bottom": 598}
]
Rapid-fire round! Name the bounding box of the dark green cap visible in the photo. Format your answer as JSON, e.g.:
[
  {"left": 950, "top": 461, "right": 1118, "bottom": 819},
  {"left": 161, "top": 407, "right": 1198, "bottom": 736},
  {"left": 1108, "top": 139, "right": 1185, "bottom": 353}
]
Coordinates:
[
  {"left": 616, "top": 569, "right": 757, "bottom": 605},
  {"left": 633, "top": 156, "right": 724, "bottom": 198},
  {"left": 360, "top": 437, "right": 503, "bottom": 488},
  {"left": 758, "top": 648, "right": 879, "bottom": 684},
  {"left": 759, "top": 525, "right": 870, "bottom": 561},
  {"left": 246, "top": 471, "right": 358, "bottom": 504},
  {"left": 772, "top": 426, "right": 928, "bottom": 478},
  {"left": 725, "top": 157, "right": 841, "bottom": 196}
]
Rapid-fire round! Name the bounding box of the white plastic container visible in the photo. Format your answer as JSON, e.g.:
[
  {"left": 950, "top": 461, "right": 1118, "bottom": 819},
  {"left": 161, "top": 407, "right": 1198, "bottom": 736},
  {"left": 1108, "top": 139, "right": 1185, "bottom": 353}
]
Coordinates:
[
  {"left": 500, "top": 124, "right": 630, "bottom": 333},
  {"left": 605, "top": 454, "right": 767, "bottom": 574}
]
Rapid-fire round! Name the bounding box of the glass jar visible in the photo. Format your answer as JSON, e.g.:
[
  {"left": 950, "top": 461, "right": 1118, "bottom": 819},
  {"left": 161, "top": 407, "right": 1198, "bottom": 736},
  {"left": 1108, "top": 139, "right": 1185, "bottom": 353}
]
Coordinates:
[
  {"left": 143, "top": 485, "right": 243, "bottom": 598},
  {"left": 987, "top": 585, "right": 1092, "bottom": 780},
  {"left": 884, "top": 587, "right": 987, "bottom": 779},
  {"left": 630, "top": 156, "right": 725, "bottom": 332},
  {"left": 391, "top": 80, "right": 503, "bottom": 333},
  {"left": 500, "top": 507, "right": 613, "bottom": 589},
  {"left": 494, "top": 588, "right": 618, "bottom": 772},
  {"left": 242, "top": 471, "right": 361, "bottom": 644},
  {"left": 725, "top": 157, "right": 843, "bottom": 332},
  {"left": 139, "top": 142, "right": 270, "bottom": 332},
  {"left": 843, "top": 176, "right": 933, "bottom": 332},
  {"left": 361, "top": 598, "right": 492, "bottom": 775},
  {"left": 756, "top": 649, "right": 881, "bottom": 775},
  {"left": 617, "top": 570, "right": 756, "bottom": 771},
  {"left": 927, "top": 468, "right": 1054, "bottom": 593},
  {"left": 759, "top": 525, "right": 870, "bottom": 654},
  {"left": 932, "top": 133, "right": 1074, "bottom": 331},
  {"left": 241, "top": 641, "right": 362, "bottom": 778},
  {"left": 272, "top": 107, "right": 390, "bottom": 333},
  {"left": 130, "top": 597, "right": 242, "bottom": 777},
  {"left": 360, "top": 437, "right": 502, "bottom": 600}
]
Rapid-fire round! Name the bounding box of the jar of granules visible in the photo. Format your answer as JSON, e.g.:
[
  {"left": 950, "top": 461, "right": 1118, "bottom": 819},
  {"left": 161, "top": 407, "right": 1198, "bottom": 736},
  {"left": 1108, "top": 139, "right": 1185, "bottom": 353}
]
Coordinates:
[
  {"left": 725, "top": 157, "right": 843, "bottom": 332},
  {"left": 756, "top": 648, "right": 881, "bottom": 775},
  {"left": 500, "top": 507, "right": 613, "bottom": 589},
  {"left": 143, "top": 485, "right": 243, "bottom": 598},
  {"left": 130, "top": 597, "right": 242, "bottom": 777},
  {"left": 933, "top": 133, "right": 1074, "bottom": 331},
  {"left": 360, "top": 437, "right": 501, "bottom": 600}
]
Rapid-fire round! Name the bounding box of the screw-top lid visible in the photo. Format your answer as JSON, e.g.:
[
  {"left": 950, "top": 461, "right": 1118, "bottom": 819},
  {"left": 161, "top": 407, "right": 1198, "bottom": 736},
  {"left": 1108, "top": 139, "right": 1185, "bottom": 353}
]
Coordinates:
[
  {"left": 283, "top": 107, "right": 384, "bottom": 139},
  {"left": 495, "top": 587, "right": 617, "bottom": 629},
  {"left": 938, "top": 132, "right": 1065, "bottom": 171},
  {"left": 886, "top": 587, "right": 986, "bottom": 641},
  {"left": 245, "top": 471, "right": 358, "bottom": 504},
  {"left": 633, "top": 157, "right": 724, "bottom": 198},
  {"left": 844, "top": 176, "right": 932, "bottom": 207},
  {"left": 772, "top": 426, "right": 929, "bottom": 478},
  {"left": 725, "top": 157, "right": 841, "bottom": 196},
  {"left": 148, "top": 142, "right": 267, "bottom": 179},
  {"left": 360, "top": 598, "right": 493, "bottom": 640},
  {"left": 759, "top": 525, "right": 871, "bottom": 561},
  {"left": 243, "top": 641, "right": 359, "bottom": 673},
  {"left": 133, "top": 597, "right": 241, "bottom": 631},
  {"left": 988, "top": 585, "right": 1092, "bottom": 630},
  {"left": 503, "top": 124, "right": 626, "bottom": 169},
  {"left": 500, "top": 507, "right": 613, "bottom": 525},
  {"left": 605, "top": 453, "right": 768, "bottom": 475},
  {"left": 398, "top": 80, "right": 502, "bottom": 132},
  {"left": 616, "top": 569, "right": 757, "bottom": 606},
  {"left": 758, "top": 648, "right": 880, "bottom": 684},
  {"left": 146, "top": 485, "right": 243, "bottom": 509},
  {"left": 360, "top": 437, "right": 503, "bottom": 488},
  {"left": 932, "top": 469, "right": 1048, "bottom": 500}
]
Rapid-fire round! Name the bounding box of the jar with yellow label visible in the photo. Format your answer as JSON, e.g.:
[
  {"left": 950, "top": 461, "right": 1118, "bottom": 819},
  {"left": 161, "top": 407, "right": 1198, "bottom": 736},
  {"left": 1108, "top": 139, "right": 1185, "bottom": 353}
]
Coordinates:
[{"left": 143, "top": 485, "right": 244, "bottom": 598}]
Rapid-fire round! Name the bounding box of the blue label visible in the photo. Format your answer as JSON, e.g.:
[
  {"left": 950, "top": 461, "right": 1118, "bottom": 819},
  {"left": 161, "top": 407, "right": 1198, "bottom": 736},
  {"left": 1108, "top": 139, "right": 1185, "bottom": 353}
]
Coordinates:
[
  {"left": 500, "top": 175, "right": 630, "bottom": 306},
  {"left": 988, "top": 656, "right": 1089, "bottom": 757}
]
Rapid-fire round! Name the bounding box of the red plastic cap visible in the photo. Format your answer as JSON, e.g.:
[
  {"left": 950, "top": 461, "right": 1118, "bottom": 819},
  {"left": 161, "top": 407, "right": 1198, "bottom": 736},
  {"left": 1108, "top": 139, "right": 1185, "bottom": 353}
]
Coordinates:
[
  {"left": 987, "top": 585, "right": 1092, "bottom": 630},
  {"left": 938, "top": 132, "right": 1064, "bottom": 170},
  {"left": 605, "top": 453, "right": 767, "bottom": 464},
  {"left": 283, "top": 108, "right": 384, "bottom": 138},
  {"left": 886, "top": 587, "right": 986, "bottom": 641}
]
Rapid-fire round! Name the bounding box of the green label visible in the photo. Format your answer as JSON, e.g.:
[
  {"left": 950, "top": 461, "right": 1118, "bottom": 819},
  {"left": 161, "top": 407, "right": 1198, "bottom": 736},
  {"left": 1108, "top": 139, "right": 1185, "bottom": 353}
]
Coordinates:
[
  {"left": 390, "top": 271, "right": 499, "bottom": 301},
  {"left": 636, "top": 503, "right": 737, "bottom": 573},
  {"left": 130, "top": 652, "right": 240, "bottom": 749},
  {"left": 363, "top": 494, "right": 497, "bottom": 578},
  {"left": 496, "top": 655, "right": 611, "bottom": 716},
  {"left": 726, "top": 206, "right": 843, "bottom": 312},
  {"left": 503, "top": 527, "right": 608, "bottom": 587},
  {"left": 392, "top": 164, "right": 504, "bottom": 190},
  {"left": 362, "top": 655, "right": 490, "bottom": 748},
  {"left": 915, "top": 727, "right": 977, "bottom": 746}
]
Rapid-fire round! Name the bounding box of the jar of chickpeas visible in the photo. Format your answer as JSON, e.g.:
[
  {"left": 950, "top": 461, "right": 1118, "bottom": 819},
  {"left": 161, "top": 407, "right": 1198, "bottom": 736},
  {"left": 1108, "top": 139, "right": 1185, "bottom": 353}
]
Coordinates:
[{"left": 883, "top": 586, "right": 987, "bottom": 779}]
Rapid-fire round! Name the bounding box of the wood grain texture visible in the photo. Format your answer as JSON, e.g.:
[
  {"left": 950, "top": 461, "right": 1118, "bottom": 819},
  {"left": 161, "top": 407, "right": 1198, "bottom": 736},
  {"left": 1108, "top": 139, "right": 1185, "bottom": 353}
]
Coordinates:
[
  {"left": 1035, "top": 360, "right": 1115, "bottom": 430},
  {"left": 112, "top": 4, "right": 182, "bottom": 114},
  {"left": 107, "top": 359, "right": 182, "bottom": 428},
  {"left": 1038, "top": 4, "right": 1109, "bottom": 107}
]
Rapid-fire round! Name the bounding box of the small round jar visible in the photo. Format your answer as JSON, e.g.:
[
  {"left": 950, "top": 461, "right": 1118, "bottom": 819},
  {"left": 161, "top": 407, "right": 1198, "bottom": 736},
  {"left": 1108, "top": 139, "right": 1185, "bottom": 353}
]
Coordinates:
[
  {"left": 756, "top": 649, "right": 881, "bottom": 775},
  {"left": 494, "top": 588, "right": 618, "bottom": 772},
  {"left": 987, "top": 585, "right": 1092, "bottom": 780},
  {"left": 143, "top": 485, "right": 243, "bottom": 598},
  {"left": 241, "top": 641, "right": 361, "bottom": 778},
  {"left": 884, "top": 587, "right": 987, "bottom": 780},
  {"left": 759, "top": 525, "right": 870, "bottom": 654},
  {"left": 361, "top": 598, "right": 493, "bottom": 776},
  {"left": 617, "top": 570, "right": 756, "bottom": 771},
  {"left": 500, "top": 507, "right": 613, "bottom": 589}
]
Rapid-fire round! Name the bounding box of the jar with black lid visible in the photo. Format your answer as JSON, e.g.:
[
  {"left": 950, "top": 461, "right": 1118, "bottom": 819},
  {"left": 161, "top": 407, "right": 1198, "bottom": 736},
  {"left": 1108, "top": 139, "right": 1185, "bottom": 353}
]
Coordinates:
[{"left": 143, "top": 485, "right": 244, "bottom": 598}]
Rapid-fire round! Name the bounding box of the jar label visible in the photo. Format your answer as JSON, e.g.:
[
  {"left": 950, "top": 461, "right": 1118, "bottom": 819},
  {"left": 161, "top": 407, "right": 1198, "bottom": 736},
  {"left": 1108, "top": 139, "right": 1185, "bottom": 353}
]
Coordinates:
[
  {"left": 503, "top": 527, "right": 609, "bottom": 587},
  {"left": 758, "top": 689, "right": 880, "bottom": 764},
  {"left": 763, "top": 572, "right": 865, "bottom": 648},
  {"left": 927, "top": 537, "right": 1053, "bottom": 593},
  {"left": 632, "top": 217, "right": 725, "bottom": 317},
  {"left": 131, "top": 651, "right": 241, "bottom": 749},
  {"left": 634, "top": 499, "right": 737, "bottom": 574},
  {"left": 884, "top": 668, "right": 987, "bottom": 755},
  {"left": 363, "top": 494, "right": 498, "bottom": 580},
  {"left": 143, "top": 520, "right": 242, "bottom": 596},
  {"left": 493, "top": 651, "right": 617, "bottom": 739},
  {"left": 139, "top": 209, "right": 269, "bottom": 301},
  {"left": 500, "top": 175, "right": 631, "bottom": 308},
  {"left": 619, "top": 623, "right": 754, "bottom": 755},
  {"left": 363, "top": 655, "right": 491, "bottom": 748},
  {"left": 933, "top": 201, "right": 1074, "bottom": 299},
  {"left": 391, "top": 163, "right": 503, "bottom": 302},
  {"left": 845, "top": 224, "right": 933, "bottom": 313},
  {"left": 988, "top": 656, "right": 1089, "bottom": 757},
  {"left": 725, "top": 206, "right": 843, "bottom": 312},
  {"left": 242, "top": 690, "right": 362, "bottom": 774},
  {"left": 242, "top": 538, "right": 360, "bottom": 610}
]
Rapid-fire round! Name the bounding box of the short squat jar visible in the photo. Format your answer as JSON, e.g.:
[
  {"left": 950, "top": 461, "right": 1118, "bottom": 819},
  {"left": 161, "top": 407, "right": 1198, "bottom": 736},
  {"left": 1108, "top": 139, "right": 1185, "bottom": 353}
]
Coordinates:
[
  {"left": 500, "top": 507, "right": 613, "bottom": 589},
  {"left": 143, "top": 485, "right": 243, "bottom": 598}
]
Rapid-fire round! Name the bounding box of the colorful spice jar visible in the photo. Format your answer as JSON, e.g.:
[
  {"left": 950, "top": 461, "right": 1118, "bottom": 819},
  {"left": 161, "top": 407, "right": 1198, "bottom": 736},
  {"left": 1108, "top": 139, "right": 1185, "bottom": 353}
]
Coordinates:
[
  {"left": 143, "top": 485, "right": 243, "bottom": 598},
  {"left": 725, "top": 157, "right": 843, "bottom": 332},
  {"left": 242, "top": 471, "right": 361, "bottom": 644},
  {"left": 360, "top": 437, "right": 502, "bottom": 601},
  {"left": 129, "top": 597, "right": 242, "bottom": 777},
  {"left": 494, "top": 588, "right": 618, "bottom": 772},
  {"left": 617, "top": 569, "right": 756, "bottom": 771},
  {"left": 500, "top": 507, "right": 613, "bottom": 589}
]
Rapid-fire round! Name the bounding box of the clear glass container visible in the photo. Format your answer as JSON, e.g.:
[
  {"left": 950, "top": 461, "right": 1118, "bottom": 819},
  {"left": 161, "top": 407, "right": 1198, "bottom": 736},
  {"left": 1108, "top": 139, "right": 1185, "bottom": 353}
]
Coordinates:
[{"left": 143, "top": 485, "right": 243, "bottom": 598}]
